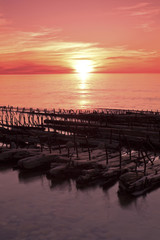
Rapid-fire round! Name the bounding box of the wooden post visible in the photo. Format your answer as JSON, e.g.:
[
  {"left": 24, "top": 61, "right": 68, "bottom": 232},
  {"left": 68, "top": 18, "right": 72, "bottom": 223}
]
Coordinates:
[
  {"left": 67, "top": 147, "right": 70, "bottom": 158},
  {"left": 73, "top": 132, "right": 76, "bottom": 150},
  {"left": 110, "top": 129, "right": 112, "bottom": 144},
  {"left": 86, "top": 136, "right": 91, "bottom": 160},
  {"left": 124, "top": 135, "right": 131, "bottom": 161},
  {"left": 40, "top": 138, "right": 43, "bottom": 152},
  {"left": 75, "top": 142, "right": 79, "bottom": 159},
  {"left": 41, "top": 116, "right": 43, "bottom": 128},
  {"left": 31, "top": 114, "right": 34, "bottom": 126},
  {"left": 1, "top": 110, "right": 3, "bottom": 127},
  {"left": 141, "top": 151, "right": 146, "bottom": 176},
  {"left": 105, "top": 143, "right": 108, "bottom": 165},
  {"left": 135, "top": 158, "right": 138, "bottom": 176},
  {"left": 16, "top": 134, "right": 18, "bottom": 149},
  {"left": 28, "top": 115, "right": 30, "bottom": 126},
  {"left": 118, "top": 132, "right": 122, "bottom": 170},
  {"left": 69, "top": 155, "right": 72, "bottom": 166},
  {"left": 129, "top": 149, "right": 131, "bottom": 161},
  {"left": 48, "top": 136, "right": 52, "bottom": 154},
  {"left": 37, "top": 115, "right": 40, "bottom": 125},
  {"left": 23, "top": 115, "right": 26, "bottom": 126},
  {"left": 5, "top": 116, "right": 8, "bottom": 128},
  {"left": 59, "top": 144, "right": 61, "bottom": 154},
  {"left": 119, "top": 146, "right": 122, "bottom": 169},
  {"left": 10, "top": 115, "right": 13, "bottom": 127},
  {"left": 19, "top": 113, "right": 22, "bottom": 126}
]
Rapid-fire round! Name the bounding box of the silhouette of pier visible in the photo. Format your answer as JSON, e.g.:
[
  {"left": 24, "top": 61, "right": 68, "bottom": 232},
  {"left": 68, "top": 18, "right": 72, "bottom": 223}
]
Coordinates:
[
  {"left": 0, "top": 105, "right": 160, "bottom": 150},
  {"left": 1, "top": 106, "right": 160, "bottom": 196}
]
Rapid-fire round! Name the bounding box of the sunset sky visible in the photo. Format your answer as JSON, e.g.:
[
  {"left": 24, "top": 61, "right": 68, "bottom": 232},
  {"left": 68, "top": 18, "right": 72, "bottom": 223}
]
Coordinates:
[{"left": 0, "top": 0, "right": 160, "bottom": 74}]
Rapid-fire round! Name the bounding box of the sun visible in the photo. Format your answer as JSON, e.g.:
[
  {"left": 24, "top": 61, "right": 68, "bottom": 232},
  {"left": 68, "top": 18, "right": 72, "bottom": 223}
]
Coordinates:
[{"left": 75, "top": 60, "right": 93, "bottom": 80}]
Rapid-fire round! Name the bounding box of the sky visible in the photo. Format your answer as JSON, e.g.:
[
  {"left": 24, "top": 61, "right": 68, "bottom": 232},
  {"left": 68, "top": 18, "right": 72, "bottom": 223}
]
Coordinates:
[{"left": 0, "top": 0, "right": 160, "bottom": 74}]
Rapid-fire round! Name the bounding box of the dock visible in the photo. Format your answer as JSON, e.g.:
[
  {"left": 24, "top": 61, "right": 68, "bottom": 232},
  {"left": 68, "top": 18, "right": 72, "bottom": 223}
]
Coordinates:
[{"left": 0, "top": 105, "right": 160, "bottom": 196}]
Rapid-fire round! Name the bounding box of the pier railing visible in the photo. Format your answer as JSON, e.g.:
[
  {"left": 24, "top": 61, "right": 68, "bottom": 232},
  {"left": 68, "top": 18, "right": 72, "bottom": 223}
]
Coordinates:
[
  {"left": 0, "top": 105, "right": 159, "bottom": 129},
  {"left": 0, "top": 105, "right": 160, "bottom": 151}
]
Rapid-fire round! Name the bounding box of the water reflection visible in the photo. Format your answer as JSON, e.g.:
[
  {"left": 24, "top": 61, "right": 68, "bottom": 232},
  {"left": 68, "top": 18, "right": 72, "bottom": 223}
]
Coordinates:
[
  {"left": 0, "top": 162, "right": 156, "bottom": 211},
  {"left": 1, "top": 73, "right": 160, "bottom": 111},
  {"left": 117, "top": 191, "right": 139, "bottom": 208},
  {"left": 76, "top": 72, "right": 91, "bottom": 109},
  {"left": 79, "top": 82, "right": 86, "bottom": 90},
  {"left": 102, "top": 179, "right": 118, "bottom": 192},
  {"left": 79, "top": 99, "right": 89, "bottom": 108},
  {"left": 0, "top": 163, "right": 15, "bottom": 173},
  {"left": 0, "top": 164, "right": 147, "bottom": 208},
  {"left": 18, "top": 170, "right": 46, "bottom": 184},
  {"left": 2, "top": 166, "right": 160, "bottom": 240},
  {"left": 49, "top": 178, "right": 72, "bottom": 191}
]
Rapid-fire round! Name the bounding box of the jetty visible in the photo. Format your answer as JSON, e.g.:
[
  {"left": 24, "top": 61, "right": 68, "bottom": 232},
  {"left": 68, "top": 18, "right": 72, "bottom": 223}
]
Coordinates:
[{"left": 0, "top": 105, "right": 160, "bottom": 196}]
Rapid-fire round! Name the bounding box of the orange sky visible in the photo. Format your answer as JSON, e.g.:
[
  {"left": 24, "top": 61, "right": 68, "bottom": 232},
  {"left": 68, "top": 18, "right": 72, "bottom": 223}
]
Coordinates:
[{"left": 0, "top": 0, "right": 160, "bottom": 74}]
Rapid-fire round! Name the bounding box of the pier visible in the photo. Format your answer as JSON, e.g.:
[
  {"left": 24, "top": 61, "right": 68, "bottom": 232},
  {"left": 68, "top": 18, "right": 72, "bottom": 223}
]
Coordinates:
[{"left": 0, "top": 105, "right": 160, "bottom": 196}]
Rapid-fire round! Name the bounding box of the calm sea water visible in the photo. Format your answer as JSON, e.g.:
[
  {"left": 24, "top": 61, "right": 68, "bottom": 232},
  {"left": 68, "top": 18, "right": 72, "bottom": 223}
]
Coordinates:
[
  {"left": 1, "top": 167, "right": 160, "bottom": 240},
  {"left": 0, "top": 73, "right": 160, "bottom": 110},
  {"left": 1, "top": 73, "right": 160, "bottom": 240}
]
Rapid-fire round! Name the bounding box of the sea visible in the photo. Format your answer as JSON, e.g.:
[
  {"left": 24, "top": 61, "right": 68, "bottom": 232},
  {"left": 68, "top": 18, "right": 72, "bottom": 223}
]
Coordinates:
[
  {"left": 0, "top": 73, "right": 160, "bottom": 111},
  {"left": 0, "top": 73, "right": 160, "bottom": 240}
]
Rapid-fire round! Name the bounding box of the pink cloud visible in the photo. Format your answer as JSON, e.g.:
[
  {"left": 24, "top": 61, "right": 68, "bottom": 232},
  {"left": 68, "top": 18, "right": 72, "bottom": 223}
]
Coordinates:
[
  {"left": 118, "top": 2, "right": 160, "bottom": 32},
  {"left": 135, "top": 21, "right": 155, "bottom": 32},
  {"left": 131, "top": 9, "right": 160, "bottom": 17},
  {"left": 118, "top": 2, "right": 160, "bottom": 17},
  {"left": 0, "top": 62, "right": 73, "bottom": 74},
  {"left": 118, "top": 2, "right": 151, "bottom": 11}
]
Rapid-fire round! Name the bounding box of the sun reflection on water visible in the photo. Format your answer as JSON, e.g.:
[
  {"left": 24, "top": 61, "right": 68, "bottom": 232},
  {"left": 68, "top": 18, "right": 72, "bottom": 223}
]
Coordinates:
[
  {"left": 79, "top": 99, "right": 89, "bottom": 109},
  {"left": 76, "top": 73, "right": 91, "bottom": 109},
  {"left": 79, "top": 81, "right": 86, "bottom": 90},
  {"left": 72, "top": 59, "right": 94, "bottom": 109}
]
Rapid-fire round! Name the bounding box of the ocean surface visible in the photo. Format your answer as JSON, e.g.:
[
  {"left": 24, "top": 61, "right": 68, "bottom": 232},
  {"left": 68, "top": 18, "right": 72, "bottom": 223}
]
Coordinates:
[
  {"left": 1, "top": 168, "right": 160, "bottom": 240},
  {"left": 0, "top": 73, "right": 160, "bottom": 111},
  {"left": 1, "top": 73, "right": 160, "bottom": 240}
]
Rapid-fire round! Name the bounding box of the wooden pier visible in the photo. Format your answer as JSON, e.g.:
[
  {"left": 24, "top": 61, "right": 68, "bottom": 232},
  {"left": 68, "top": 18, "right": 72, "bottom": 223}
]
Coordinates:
[
  {"left": 0, "top": 105, "right": 160, "bottom": 145},
  {"left": 0, "top": 105, "right": 160, "bottom": 197}
]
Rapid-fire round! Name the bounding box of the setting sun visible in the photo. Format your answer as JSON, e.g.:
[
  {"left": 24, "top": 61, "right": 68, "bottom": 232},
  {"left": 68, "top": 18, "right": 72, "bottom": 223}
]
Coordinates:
[{"left": 74, "top": 60, "right": 93, "bottom": 80}]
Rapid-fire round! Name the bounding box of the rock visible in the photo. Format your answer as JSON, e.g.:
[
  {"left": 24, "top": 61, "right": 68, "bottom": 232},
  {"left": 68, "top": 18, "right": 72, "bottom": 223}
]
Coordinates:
[
  {"left": 0, "top": 149, "right": 37, "bottom": 163},
  {"left": 47, "top": 164, "right": 67, "bottom": 178},
  {"left": 18, "top": 154, "right": 54, "bottom": 169},
  {"left": 76, "top": 168, "right": 102, "bottom": 188},
  {"left": 119, "top": 171, "right": 160, "bottom": 196}
]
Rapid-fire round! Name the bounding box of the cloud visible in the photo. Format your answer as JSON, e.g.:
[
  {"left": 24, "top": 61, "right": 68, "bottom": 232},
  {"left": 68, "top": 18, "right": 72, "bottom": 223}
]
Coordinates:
[
  {"left": 118, "top": 2, "right": 160, "bottom": 17},
  {"left": 135, "top": 21, "right": 155, "bottom": 32},
  {"left": 0, "top": 26, "right": 159, "bottom": 74},
  {"left": 0, "top": 27, "right": 96, "bottom": 53},
  {"left": 97, "top": 46, "right": 160, "bottom": 73},
  {"left": 118, "top": 2, "right": 151, "bottom": 11},
  {"left": 0, "top": 27, "right": 102, "bottom": 73},
  {"left": 118, "top": 2, "right": 160, "bottom": 32},
  {"left": 96, "top": 51, "right": 160, "bottom": 73},
  {"left": 0, "top": 63, "right": 72, "bottom": 74},
  {"left": 130, "top": 9, "right": 160, "bottom": 17},
  {"left": 104, "top": 46, "right": 158, "bottom": 58}
]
